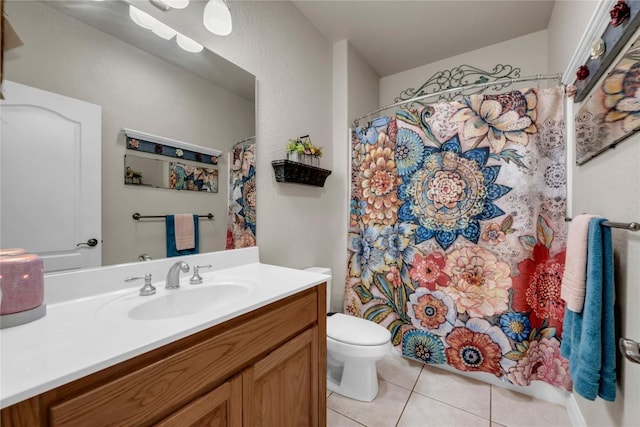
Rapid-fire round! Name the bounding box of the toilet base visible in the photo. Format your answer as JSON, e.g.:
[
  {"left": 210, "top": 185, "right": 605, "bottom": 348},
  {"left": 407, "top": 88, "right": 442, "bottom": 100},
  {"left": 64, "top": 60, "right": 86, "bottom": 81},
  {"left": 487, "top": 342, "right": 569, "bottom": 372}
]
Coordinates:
[{"left": 327, "top": 356, "right": 380, "bottom": 402}]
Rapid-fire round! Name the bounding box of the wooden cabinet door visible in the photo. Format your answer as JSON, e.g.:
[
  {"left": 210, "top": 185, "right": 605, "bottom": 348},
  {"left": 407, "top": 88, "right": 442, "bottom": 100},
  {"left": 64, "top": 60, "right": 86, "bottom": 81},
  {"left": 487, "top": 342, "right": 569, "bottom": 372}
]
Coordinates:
[
  {"left": 243, "top": 327, "right": 320, "bottom": 427},
  {"left": 154, "top": 375, "right": 242, "bottom": 427}
]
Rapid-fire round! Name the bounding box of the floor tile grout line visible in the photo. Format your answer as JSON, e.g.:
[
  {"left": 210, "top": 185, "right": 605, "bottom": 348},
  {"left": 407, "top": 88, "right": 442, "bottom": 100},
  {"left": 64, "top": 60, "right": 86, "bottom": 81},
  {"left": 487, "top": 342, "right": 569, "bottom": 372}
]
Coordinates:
[
  {"left": 327, "top": 408, "right": 367, "bottom": 426},
  {"left": 489, "top": 384, "right": 493, "bottom": 424},
  {"left": 394, "top": 388, "right": 416, "bottom": 427},
  {"left": 391, "top": 364, "right": 424, "bottom": 427},
  {"left": 409, "top": 388, "right": 492, "bottom": 422},
  {"left": 410, "top": 365, "right": 424, "bottom": 392}
]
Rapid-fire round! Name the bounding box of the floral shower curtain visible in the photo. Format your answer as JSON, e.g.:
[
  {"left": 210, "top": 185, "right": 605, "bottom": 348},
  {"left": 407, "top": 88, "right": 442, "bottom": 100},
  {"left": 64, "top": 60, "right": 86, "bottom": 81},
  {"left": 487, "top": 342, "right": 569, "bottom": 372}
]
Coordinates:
[
  {"left": 345, "top": 88, "right": 572, "bottom": 390},
  {"left": 226, "top": 141, "right": 256, "bottom": 249}
]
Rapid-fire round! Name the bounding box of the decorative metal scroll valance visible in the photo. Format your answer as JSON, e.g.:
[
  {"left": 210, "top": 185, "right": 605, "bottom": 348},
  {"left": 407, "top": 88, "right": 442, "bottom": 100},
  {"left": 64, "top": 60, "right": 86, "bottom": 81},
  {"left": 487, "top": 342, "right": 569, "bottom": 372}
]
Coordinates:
[{"left": 394, "top": 64, "right": 522, "bottom": 109}]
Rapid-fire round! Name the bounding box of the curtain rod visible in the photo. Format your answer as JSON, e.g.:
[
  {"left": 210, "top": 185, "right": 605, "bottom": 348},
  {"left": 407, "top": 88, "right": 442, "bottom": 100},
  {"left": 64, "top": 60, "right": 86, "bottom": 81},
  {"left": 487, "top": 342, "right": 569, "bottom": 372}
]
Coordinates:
[
  {"left": 232, "top": 136, "right": 256, "bottom": 147},
  {"left": 352, "top": 73, "right": 563, "bottom": 127}
]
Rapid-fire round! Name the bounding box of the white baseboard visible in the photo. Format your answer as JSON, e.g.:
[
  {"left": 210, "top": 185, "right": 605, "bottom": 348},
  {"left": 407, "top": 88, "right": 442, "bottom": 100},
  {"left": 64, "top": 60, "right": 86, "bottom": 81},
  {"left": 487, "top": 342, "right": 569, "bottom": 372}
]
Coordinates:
[{"left": 566, "top": 393, "right": 587, "bottom": 427}]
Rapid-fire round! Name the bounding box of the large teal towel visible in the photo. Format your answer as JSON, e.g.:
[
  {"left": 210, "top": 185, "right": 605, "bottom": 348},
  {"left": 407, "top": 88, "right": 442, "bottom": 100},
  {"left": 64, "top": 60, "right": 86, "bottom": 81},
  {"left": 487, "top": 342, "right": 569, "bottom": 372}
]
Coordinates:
[
  {"left": 165, "top": 215, "right": 199, "bottom": 257},
  {"left": 560, "top": 218, "right": 616, "bottom": 401}
]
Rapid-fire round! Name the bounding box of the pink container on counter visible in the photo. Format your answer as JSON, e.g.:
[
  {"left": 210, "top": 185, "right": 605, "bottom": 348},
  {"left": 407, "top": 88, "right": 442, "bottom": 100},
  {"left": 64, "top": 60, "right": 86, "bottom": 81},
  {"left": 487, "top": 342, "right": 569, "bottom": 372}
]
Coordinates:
[{"left": 0, "top": 252, "right": 46, "bottom": 327}]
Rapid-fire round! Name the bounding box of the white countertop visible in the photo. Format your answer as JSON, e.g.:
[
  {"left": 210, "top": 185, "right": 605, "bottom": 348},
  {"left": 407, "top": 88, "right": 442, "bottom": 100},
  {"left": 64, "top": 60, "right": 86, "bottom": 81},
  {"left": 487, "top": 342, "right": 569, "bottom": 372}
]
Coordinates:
[{"left": 0, "top": 249, "right": 329, "bottom": 409}]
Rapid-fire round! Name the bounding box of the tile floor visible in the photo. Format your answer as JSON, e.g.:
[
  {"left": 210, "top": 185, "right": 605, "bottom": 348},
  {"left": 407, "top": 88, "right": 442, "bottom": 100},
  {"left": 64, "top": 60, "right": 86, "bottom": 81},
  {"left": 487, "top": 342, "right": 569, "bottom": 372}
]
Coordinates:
[{"left": 326, "top": 351, "right": 573, "bottom": 427}]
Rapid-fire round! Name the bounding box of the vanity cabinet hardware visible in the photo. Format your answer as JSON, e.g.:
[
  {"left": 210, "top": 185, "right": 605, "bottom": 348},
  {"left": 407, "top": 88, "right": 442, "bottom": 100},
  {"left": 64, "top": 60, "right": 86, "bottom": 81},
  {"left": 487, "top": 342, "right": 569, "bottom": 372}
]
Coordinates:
[
  {"left": 125, "top": 273, "right": 155, "bottom": 296},
  {"left": 189, "top": 264, "right": 213, "bottom": 284}
]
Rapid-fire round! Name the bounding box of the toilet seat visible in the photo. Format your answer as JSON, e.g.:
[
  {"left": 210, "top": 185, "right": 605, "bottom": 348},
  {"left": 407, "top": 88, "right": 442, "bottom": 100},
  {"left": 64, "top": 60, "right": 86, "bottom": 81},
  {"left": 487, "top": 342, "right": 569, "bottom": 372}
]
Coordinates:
[{"left": 327, "top": 313, "right": 391, "bottom": 346}]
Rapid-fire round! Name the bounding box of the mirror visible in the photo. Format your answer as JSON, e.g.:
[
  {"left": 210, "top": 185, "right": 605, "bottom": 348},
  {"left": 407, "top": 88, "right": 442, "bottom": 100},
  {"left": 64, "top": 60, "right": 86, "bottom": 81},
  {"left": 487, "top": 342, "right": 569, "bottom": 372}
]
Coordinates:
[
  {"left": 2, "top": 0, "right": 256, "bottom": 269},
  {"left": 124, "top": 153, "right": 219, "bottom": 193}
]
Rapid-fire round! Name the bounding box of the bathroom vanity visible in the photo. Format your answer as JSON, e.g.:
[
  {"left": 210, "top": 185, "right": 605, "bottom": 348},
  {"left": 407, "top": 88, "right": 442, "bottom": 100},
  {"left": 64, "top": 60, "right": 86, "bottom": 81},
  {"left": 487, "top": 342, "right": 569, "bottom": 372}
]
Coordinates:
[{"left": 0, "top": 248, "right": 328, "bottom": 426}]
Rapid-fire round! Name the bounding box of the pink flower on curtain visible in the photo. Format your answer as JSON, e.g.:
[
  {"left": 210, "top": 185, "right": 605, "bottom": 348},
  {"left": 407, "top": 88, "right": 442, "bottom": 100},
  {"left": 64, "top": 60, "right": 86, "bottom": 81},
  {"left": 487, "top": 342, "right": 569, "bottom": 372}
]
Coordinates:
[
  {"left": 512, "top": 243, "right": 567, "bottom": 336},
  {"left": 386, "top": 265, "right": 402, "bottom": 288},
  {"left": 481, "top": 223, "right": 506, "bottom": 246},
  {"left": 441, "top": 246, "right": 511, "bottom": 317},
  {"left": 409, "top": 252, "right": 449, "bottom": 290},
  {"left": 507, "top": 338, "right": 572, "bottom": 391}
]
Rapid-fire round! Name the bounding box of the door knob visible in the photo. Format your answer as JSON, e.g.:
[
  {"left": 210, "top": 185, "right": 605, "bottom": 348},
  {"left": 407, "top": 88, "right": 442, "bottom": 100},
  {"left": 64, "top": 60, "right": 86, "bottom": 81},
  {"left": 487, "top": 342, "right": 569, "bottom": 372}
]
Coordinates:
[{"left": 77, "top": 238, "right": 98, "bottom": 247}]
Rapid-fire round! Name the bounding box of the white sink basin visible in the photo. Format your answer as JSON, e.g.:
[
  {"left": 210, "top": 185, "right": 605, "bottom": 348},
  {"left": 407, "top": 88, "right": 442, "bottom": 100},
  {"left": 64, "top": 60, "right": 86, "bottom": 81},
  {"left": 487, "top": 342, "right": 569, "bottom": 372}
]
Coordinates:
[{"left": 128, "top": 279, "right": 255, "bottom": 321}]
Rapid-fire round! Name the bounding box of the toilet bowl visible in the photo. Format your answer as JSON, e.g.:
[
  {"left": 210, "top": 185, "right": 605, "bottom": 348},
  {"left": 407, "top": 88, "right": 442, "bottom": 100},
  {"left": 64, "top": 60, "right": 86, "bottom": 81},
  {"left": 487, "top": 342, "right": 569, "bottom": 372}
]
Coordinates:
[{"left": 304, "top": 267, "right": 392, "bottom": 402}]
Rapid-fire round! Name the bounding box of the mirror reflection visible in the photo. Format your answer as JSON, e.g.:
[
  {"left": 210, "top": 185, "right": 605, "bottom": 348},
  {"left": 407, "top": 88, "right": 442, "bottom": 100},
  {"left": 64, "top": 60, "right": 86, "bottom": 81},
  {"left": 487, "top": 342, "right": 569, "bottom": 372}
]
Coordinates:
[
  {"left": 1, "top": 0, "right": 256, "bottom": 271},
  {"left": 124, "top": 153, "right": 219, "bottom": 193}
]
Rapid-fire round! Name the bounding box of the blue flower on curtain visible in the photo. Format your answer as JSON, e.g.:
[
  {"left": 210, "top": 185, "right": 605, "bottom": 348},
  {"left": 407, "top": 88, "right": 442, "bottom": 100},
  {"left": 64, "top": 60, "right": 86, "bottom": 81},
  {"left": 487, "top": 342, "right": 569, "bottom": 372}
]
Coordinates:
[
  {"left": 347, "top": 224, "right": 387, "bottom": 289},
  {"left": 375, "top": 222, "right": 418, "bottom": 282},
  {"left": 394, "top": 128, "right": 425, "bottom": 176},
  {"left": 397, "top": 134, "right": 511, "bottom": 249},
  {"left": 355, "top": 116, "right": 392, "bottom": 145},
  {"left": 499, "top": 312, "right": 531, "bottom": 342},
  {"left": 402, "top": 329, "right": 446, "bottom": 364}
]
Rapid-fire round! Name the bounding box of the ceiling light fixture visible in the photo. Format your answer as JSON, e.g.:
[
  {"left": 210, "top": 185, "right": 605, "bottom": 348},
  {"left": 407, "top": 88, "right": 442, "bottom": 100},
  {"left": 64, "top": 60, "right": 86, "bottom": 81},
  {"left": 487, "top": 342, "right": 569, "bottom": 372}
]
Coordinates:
[
  {"left": 129, "top": 5, "right": 176, "bottom": 39},
  {"left": 150, "top": 20, "right": 177, "bottom": 39},
  {"left": 129, "top": 4, "right": 205, "bottom": 53},
  {"left": 129, "top": 5, "right": 156, "bottom": 29},
  {"left": 203, "top": 0, "right": 232, "bottom": 36},
  {"left": 162, "top": 0, "right": 189, "bottom": 9},
  {"left": 176, "top": 33, "right": 204, "bottom": 53}
]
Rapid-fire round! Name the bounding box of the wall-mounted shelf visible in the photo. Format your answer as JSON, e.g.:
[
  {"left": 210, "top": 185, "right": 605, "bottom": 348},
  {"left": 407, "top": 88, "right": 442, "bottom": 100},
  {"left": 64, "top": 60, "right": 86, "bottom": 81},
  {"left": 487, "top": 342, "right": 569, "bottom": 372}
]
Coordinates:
[
  {"left": 122, "top": 128, "right": 221, "bottom": 165},
  {"left": 271, "top": 160, "right": 331, "bottom": 187}
]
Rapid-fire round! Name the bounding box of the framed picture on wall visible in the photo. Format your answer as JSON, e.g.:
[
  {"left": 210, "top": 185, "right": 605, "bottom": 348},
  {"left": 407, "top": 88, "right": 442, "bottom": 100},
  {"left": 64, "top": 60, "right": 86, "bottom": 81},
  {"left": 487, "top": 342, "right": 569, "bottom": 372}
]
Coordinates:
[{"left": 575, "top": 32, "right": 640, "bottom": 165}]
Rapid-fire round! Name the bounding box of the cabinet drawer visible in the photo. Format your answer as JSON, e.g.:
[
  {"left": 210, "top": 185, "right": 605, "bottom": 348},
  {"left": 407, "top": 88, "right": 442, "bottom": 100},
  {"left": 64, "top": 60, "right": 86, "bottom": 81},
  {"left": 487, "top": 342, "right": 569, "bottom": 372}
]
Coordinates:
[
  {"left": 155, "top": 375, "right": 242, "bottom": 427},
  {"left": 48, "top": 290, "right": 318, "bottom": 427}
]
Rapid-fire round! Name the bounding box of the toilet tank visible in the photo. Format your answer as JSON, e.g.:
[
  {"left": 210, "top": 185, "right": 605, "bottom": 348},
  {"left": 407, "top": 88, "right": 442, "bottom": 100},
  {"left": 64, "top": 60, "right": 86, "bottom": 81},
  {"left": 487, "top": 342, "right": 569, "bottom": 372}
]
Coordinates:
[{"left": 304, "top": 267, "right": 331, "bottom": 313}]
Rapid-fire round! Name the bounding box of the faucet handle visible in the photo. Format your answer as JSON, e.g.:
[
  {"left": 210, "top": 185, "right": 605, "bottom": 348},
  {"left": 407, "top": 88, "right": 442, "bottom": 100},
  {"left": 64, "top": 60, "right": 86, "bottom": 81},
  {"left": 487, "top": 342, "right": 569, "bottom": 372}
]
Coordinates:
[
  {"left": 189, "top": 264, "right": 213, "bottom": 285},
  {"left": 125, "top": 273, "right": 156, "bottom": 296}
]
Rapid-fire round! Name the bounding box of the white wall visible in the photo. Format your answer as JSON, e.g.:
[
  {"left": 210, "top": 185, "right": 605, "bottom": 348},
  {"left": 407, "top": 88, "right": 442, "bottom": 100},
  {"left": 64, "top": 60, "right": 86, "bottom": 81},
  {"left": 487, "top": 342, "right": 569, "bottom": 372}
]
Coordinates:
[
  {"left": 159, "top": 1, "right": 336, "bottom": 272},
  {"left": 380, "top": 30, "right": 549, "bottom": 106},
  {"left": 331, "top": 40, "right": 380, "bottom": 311},
  {"left": 548, "top": 2, "right": 640, "bottom": 426},
  {"left": 4, "top": 1, "right": 255, "bottom": 265}
]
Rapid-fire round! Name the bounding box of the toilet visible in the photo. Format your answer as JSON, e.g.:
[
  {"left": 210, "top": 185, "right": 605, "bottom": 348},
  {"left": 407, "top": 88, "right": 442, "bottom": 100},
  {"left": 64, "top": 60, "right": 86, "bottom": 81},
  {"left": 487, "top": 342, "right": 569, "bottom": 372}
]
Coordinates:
[{"left": 305, "top": 267, "right": 392, "bottom": 402}]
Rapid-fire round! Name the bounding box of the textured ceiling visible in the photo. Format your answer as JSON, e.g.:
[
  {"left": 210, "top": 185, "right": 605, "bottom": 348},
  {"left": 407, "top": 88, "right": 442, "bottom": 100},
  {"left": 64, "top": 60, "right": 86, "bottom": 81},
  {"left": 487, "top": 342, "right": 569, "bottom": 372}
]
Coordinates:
[{"left": 293, "top": 0, "right": 556, "bottom": 77}]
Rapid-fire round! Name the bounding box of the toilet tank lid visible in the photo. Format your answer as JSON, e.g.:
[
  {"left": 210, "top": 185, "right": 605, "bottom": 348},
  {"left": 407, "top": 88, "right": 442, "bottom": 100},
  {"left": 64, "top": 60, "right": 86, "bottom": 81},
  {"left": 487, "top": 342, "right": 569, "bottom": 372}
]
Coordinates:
[{"left": 327, "top": 313, "right": 391, "bottom": 346}]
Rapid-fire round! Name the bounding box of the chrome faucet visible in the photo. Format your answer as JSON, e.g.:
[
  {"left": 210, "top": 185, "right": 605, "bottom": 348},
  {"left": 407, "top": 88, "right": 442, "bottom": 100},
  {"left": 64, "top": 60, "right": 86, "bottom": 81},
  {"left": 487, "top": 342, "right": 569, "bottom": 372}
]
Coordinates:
[{"left": 166, "top": 261, "right": 190, "bottom": 289}]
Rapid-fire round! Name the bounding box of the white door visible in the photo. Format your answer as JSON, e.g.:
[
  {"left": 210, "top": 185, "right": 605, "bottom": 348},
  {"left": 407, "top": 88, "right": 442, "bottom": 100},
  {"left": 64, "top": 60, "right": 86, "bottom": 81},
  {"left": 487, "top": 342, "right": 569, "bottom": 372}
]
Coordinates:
[{"left": 0, "top": 80, "right": 101, "bottom": 272}]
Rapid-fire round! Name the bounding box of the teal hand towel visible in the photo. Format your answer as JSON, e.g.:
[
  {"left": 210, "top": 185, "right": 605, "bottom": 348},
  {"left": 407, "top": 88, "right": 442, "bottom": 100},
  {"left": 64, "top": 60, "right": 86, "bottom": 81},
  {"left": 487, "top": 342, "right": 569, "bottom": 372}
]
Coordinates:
[
  {"left": 561, "top": 218, "right": 616, "bottom": 401},
  {"left": 166, "top": 214, "right": 199, "bottom": 257}
]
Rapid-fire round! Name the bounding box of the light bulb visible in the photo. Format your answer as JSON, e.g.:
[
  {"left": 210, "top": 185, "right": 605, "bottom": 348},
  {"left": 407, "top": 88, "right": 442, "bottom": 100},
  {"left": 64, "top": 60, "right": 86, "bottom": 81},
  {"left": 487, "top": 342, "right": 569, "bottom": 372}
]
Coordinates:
[
  {"left": 129, "top": 5, "right": 177, "bottom": 40},
  {"left": 129, "top": 5, "right": 155, "bottom": 30},
  {"left": 150, "top": 20, "right": 177, "bottom": 40},
  {"left": 203, "top": 0, "right": 232, "bottom": 36},
  {"left": 176, "top": 33, "right": 204, "bottom": 53}
]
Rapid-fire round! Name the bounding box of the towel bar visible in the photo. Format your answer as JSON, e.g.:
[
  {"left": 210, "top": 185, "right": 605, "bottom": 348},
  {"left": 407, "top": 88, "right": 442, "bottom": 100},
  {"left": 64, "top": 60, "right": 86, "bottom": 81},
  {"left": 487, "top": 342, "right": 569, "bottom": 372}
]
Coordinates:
[
  {"left": 132, "top": 213, "right": 214, "bottom": 220},
  {"left": 565, "top": 218, "right": 640, "bottom": 231}
]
